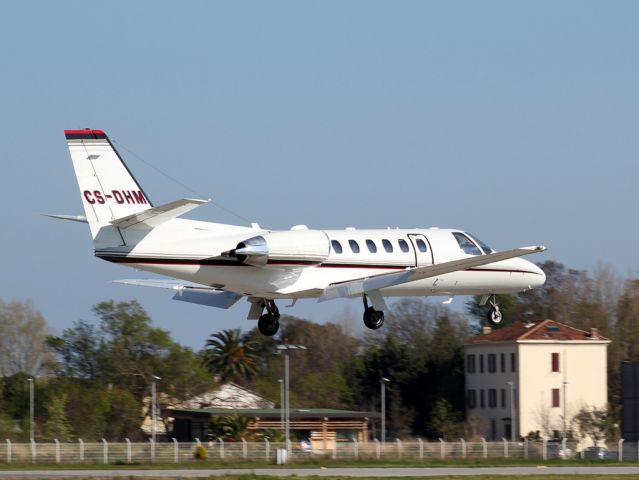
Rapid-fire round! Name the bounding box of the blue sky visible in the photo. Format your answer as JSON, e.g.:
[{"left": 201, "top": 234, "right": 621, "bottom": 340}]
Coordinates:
[{"left": 1, "top": 1, "right": 637, "bottom": 348}]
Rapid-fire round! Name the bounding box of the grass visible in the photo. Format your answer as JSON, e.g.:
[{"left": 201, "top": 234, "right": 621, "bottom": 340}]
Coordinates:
[{"left": 0, "top": 457, "right": 635, "bottom": 470}]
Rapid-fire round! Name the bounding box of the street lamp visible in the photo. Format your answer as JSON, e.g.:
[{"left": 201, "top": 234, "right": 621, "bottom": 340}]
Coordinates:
[
  {"left": 507, "top": 381, "right": 516, "bottom": 442},
  {"left": 28, "top": 377, "right": 34, "bottom": 442},
  {"left": 151, "top": 375, "right": 161, "bottom": 444},
  {"left": 276, "top": 343, "right": 307, "bottom": 453},
  {"left": 278, "top": 379, "right": 284, "bottom": 432},
  {"left": 381, "top": 377, "right": 390, "bottom": 445},
  {"left": 562, "top": 380, "right": 568, "bottom": 439}
]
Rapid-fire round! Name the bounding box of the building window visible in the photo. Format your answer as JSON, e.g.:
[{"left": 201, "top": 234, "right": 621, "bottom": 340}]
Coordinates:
[
  {"left": 501, "top": 388, "right": 506, "bottom": 408},
  {"left": 382, "top": 239, "right": 393, "bottom": 253},
  {"left": 331, "top": 240, "right": 342, "bottom": 254},
  {"left": 510, "top": 352, "right": 517, "bottom": 372},
  {"left": 480, "top": 389, "right": 485, "bottom": 408},
  {"left": 480, "top": 354, "right": 485, "bottom": 373},
  {"left": 488, "top": 389, "right": 497, "bottom": 408},
  {"left": 467, "top": 390, "right": 476, "bottom": 409},
  {"left": 488, "top": 354, "right": 496, "bottom": 373},
  {"left": 552, "top": 352, "right": 560, "bottom": 372},
  {"left": 349, "top": 240, "right": 360, "bottom": 253},
  {"left": 552, "top": 388, "right": 560, "bottom": 408},
  {"left": 467, "top": 354, "right": 476, "bottom": 373},
  {"left": 500, "top": 353, "right": 505, "bottom": 372},
  {"left": 398, "top": 239, "right": 409, "bottom": 252}
]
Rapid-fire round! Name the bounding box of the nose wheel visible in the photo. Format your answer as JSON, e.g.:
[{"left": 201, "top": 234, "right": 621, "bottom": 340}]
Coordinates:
[
  {"left": 362, "top": 295, "right": 384, "bottom": 330},
  {"left": 486, "top": 295, "right": 503, "bottom": 325},
  {"left": 258, "top": 300, "right": 280, "bottom": 336}
]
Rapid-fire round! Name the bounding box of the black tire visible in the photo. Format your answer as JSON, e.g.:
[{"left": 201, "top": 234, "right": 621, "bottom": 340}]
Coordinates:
[
  {"left": 487, "top": 307, "right": 503, "bottom": 325},
  {"left": 363, "top": 307, "right": 385, "bottom": 330},
  {"left": 258, "top": 314, "right": 280, "bottom": 336}
]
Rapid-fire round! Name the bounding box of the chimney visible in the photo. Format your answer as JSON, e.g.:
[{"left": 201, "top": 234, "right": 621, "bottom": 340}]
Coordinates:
[
  {"left": 482, "top": 326, "right": 492, "bottom": 335},
  {"left": 590, "top": 327, "right": 599, "bottom": 339}
]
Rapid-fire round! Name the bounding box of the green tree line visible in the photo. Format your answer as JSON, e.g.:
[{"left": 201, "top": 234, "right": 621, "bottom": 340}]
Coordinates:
[{"left": 0, "top": 261, "right": 637, "bottom": 441}]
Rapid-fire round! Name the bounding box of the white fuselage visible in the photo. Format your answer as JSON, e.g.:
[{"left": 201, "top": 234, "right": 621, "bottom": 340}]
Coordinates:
[{"left": 95, "top": 219, "right": 545, "bottom": 300}]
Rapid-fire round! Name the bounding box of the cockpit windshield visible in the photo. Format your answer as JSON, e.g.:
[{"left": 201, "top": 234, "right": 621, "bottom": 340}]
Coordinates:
[
  {"left": 452, "top": 232, "right": 482, "bottom": 255},
  {"left": 466, "top": 233, "right": 495, "bottom": 254}
]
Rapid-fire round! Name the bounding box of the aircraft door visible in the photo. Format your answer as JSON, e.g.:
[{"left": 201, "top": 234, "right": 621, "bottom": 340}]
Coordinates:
[{"left": 407, "top": 234, "right": 434, "bottom": 267}]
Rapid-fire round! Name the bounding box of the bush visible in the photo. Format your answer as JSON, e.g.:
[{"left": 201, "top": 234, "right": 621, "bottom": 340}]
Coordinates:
[{"left": 194, "top": 444, "right": 208, "bottom": 461}]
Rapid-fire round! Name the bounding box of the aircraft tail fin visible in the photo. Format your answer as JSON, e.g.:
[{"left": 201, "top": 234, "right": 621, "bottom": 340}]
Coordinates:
[{"left": 65, "top": 129, "right": 153, "bottom": 239}]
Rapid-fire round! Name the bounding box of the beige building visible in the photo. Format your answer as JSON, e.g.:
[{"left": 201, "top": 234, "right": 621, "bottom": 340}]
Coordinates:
[{"left": 464, "top": 320, "right": 609, "bottom": 441}]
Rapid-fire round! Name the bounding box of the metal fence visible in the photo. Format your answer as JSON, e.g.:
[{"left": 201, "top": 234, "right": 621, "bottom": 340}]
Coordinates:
[{"left": 0, "top": 438, "right": 632, "bottom": 464}]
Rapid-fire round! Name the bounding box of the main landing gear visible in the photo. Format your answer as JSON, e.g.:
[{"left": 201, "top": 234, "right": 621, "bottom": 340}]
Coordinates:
[
  {"left": 258, "top": 300, "right": 280, "bottom": 336},
  {"left": 486, "top": 295, "right": 503, "bottom": 325},
  {"left": 362, "top": 294, "right": 384, "bottom": 330}
]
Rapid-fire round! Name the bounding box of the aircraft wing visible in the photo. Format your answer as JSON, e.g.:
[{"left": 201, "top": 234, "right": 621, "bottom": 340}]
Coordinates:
[
  {"left": 113, "top": 279, "right": 243, "bottom": 309},
  {"left": 110, "top": 198, "right": 209, "bottom": 229},
  {"left": 319, "top": 245, "right": 546, "bottom": 302}
]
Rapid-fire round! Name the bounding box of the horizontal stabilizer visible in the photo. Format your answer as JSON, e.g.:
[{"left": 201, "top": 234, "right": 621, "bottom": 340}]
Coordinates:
[
  {"left": 110, "top": 198, "right": 209, "bottom": 229},
  {"left": 113, "top": 279, "right": 243, "bottom": 309},
  {"left": 42, "top": 214, "right": 88, "bottom": 224},
  {"left": 319, "top": 245, "right": 546, "bottom": 302}
]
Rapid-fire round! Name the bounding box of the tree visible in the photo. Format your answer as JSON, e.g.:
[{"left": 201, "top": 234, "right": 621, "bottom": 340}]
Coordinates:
[
  {"left": 0, "top": 299, "right": 53, "bottom": 376},
  {"left": 427, "top": 398, "right": 463, "bottom": 439},
  {"left": 46, "top": 320, "right": 100, "bottom": 380},
  {"left": 573, "top": 405, "right": 608, "bottom": 446},
  {"left": 210, "top": 415, "right": 251, "bottom": 441},
  {"left": 203, "top": 329, "right": 260, "bottom": 383},
  {"left": 43, "top": 393, "right": 73, "bottom": 441}
]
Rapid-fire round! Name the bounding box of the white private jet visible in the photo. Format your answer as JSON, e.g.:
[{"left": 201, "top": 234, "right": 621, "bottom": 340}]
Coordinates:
[{"left": 50, "top": 128, "right": 546, "bottom": 336}]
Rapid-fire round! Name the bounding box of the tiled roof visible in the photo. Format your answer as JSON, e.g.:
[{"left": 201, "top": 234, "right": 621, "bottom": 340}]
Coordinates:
[{"left": 465, "top": 319, "right": 610, "bottom": 345}]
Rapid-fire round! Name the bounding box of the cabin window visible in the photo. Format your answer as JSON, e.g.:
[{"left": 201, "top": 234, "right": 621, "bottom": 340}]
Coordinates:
[
  {"left": 349, "top": 240, "right": 360, "bottom": 254},
  {"left": 331, "top": 240, "right": 343, "bottom": 254},
  {"left": 382, "top": 239, "right": 393, "bottom": 253},
  {"left": 366, "top": 239, "right": 377, "bottom": 253},
  {"left": 398, "top": 239, "right": 410, "bottom": 253},
  {"left": 416, "top": 239, "right": 428, "bottom": 252},
  {"left": 453, "top": 232, "right": 482, "bottom": 256}
]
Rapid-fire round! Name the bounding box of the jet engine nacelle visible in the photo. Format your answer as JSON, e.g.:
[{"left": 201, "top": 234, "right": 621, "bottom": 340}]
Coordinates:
[{"left": 234, "top": 230, "right": 330, "bottom": 267}]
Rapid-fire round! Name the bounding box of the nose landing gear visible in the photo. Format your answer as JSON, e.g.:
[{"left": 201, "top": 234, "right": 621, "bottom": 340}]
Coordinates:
[
  {"left": 362, "top": 294, "right": 384, "bottom": 330},
  {"left": 486, "top": 295, "right": 503, "bottom": 325},
  {"left": 258, "top": 300, "right": 280, "bottom": 336}
]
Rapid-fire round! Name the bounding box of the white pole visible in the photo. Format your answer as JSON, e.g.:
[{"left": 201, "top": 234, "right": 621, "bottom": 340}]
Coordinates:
[
  {"left": 381, "top": 377, "right": 389, "bottom": 447},
  {"left": 279, "top": 379, "right": 284, "bottom": 432},
  {"left": 152, "top": 380, "right": 157, "bottom": 444},
  {"left": 28, "top": 378, "right": 34, "bottom": 442},
  {"left": 285, "top": 352, "right": 290, "bottom": 454},
  {"left": 508, "top": 381, "right": 516, "bottom": 441}
]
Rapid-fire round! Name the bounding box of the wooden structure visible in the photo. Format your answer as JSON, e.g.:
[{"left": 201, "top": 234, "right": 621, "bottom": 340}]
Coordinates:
[{"left": 166, "top": 407, "right": 377, "bottom": 448}]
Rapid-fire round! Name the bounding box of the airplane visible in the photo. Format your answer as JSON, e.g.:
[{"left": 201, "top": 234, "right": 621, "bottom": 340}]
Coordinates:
[{"left": 49, "top": 128, "right": 547, "bottom": 336}]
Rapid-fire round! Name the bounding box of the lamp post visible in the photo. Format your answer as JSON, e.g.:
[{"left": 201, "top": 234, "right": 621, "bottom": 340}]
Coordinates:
[
  {"left": 151, "top": 375, "right": 161, "bottom": 444},
  {"left": 507, "top": 381, "right": 516, "bottom": 442},
  {"left": 278, "top": 379, "right": 284, "bottom": 431},
  {"left": 381, "top": 377, "right": 390, "bottom": 445},
  {"left": 562, "top": 380, "right": 568, "bottom": 439},
  {"left": 28, "top": 377, "right": 34, "bottom": 442},
  {"left": 276, "top": 343, "right": 307, "bottom": 453}
]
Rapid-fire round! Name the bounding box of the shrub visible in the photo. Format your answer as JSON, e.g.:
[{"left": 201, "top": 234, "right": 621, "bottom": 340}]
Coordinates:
[{"left": 194, "top": 444, "right": 208, "bottom": 460}]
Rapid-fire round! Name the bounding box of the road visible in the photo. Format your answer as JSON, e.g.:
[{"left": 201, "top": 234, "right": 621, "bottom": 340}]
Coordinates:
[{"left": 2, "top": 466, "right": 639, "bottom": 477}]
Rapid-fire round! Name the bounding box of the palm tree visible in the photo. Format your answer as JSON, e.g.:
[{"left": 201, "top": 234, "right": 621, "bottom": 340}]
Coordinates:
[{"left": 203, "top": 329, "right": 260, "bottom": 383}]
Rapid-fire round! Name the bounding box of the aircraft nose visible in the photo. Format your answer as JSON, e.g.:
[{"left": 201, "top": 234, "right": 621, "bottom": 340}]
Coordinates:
[{"left": 527, "top": 261, "right": 546, "bottom": 288}]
